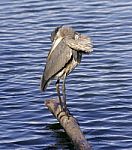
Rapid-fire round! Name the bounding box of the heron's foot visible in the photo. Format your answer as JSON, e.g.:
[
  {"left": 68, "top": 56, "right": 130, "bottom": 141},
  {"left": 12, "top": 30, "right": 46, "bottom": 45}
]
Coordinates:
[
  {"left": 63, "top": 105, "right": 72, "bottom": 118},
  {"left": 59, "top": 105, "right": 64, "bottom": 112},
  {"left": 59, "top": 101, "right": 71, "bottom": 117}
]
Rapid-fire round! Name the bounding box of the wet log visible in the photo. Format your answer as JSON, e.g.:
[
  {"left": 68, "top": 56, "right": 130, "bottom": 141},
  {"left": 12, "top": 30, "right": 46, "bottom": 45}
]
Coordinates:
[{"left": 45, "top": 99, "right": 92, "bottom": 150}]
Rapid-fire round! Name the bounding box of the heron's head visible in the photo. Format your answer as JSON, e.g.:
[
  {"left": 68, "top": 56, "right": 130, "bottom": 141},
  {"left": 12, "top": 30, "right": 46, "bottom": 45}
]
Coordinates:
[
  {"left": 51, "top": 26, "right": 93, "bottom": 53},
  {"left": 51, "top": 26, "right": 75, "bottom": 42}
]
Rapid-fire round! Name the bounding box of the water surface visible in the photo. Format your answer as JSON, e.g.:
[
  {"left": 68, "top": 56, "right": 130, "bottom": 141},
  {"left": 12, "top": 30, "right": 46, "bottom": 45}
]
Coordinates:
[{"left": 0, "top": 0, "right": 132, "bottom": 149}]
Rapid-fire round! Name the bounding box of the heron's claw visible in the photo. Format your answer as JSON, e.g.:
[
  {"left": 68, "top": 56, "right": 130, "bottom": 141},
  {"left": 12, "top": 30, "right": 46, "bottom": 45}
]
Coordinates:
[{"left": 63, "top": 106, "right": 71, "bottom": 118}]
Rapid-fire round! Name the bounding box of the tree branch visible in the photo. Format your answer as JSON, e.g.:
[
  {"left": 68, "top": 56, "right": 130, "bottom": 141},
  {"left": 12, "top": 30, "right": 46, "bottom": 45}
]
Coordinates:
[{"left": 45, "top": 99, "right": 92, "bottom": 150}]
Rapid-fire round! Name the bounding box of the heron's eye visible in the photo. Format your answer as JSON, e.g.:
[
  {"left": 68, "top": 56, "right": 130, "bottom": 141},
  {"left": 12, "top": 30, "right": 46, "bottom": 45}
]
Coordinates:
[{"left": 75, "top": 34, "right": 79, "bottom": 40}]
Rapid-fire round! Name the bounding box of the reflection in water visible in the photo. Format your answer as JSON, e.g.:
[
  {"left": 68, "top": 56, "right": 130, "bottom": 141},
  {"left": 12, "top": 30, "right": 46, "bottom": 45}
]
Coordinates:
[{"left": 46, "top": 123, "right": 74, "bottom": 149}]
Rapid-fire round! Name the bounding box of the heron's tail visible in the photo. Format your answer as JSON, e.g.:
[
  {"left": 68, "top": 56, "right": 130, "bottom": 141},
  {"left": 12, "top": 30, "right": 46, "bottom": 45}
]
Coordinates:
[{"left": 40, "top": 74, "right": 49, "bottom": 92}]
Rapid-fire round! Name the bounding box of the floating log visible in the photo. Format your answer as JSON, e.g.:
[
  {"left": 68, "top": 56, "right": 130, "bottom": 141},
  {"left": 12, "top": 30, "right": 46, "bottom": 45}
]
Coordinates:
[{"left": 45, "top": 99, "right": 92, "bottom": 150}]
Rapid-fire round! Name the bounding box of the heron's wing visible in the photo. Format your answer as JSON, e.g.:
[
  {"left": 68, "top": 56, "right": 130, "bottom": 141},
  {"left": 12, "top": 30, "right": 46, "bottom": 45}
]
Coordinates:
[
  {"left": 41, "top": 39, "right": 72, "bottom": 91},
  {"left": 64, "top": 35, "right": 93, "bottom": 53}
]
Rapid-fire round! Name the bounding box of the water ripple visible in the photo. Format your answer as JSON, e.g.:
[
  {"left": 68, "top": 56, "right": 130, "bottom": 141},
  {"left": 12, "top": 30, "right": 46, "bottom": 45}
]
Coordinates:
[{"left": 0, "top": 0, "right": 132, "bottom": 149}]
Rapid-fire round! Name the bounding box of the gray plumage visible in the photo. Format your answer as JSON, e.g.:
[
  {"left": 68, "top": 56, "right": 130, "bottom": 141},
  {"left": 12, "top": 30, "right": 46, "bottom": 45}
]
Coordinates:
[
  {"left": 41, "top": 26, "right": 93, "bottom": 111},
  {"left": 41, "top": 37, "right": 72, "bottom": 90}
]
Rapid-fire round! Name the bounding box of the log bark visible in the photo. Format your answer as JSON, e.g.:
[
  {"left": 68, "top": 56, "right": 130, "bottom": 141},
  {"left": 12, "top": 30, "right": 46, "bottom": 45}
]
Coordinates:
[{"left": 45, "top": 99, "right": 92, "bottom": 150}]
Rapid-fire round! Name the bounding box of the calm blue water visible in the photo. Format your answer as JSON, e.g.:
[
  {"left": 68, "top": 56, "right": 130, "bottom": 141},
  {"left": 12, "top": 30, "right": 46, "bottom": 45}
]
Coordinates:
[{"left": 0, "top": 0, "right": 132, "bottom": 149}]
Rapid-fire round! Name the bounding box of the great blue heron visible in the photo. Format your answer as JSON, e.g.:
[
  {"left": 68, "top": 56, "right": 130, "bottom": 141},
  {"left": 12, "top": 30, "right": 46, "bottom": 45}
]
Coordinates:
[{"left": 41, "top": 26, "right": 93, "bottom": 113}]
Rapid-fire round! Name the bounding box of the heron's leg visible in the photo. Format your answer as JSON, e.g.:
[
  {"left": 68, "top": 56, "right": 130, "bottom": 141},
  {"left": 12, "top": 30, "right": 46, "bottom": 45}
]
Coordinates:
[
  {"left": 62, "top": 74, "right": 69, "bottom": 113},
  {"left": 56, "top": 79, "right": 63, "bottom": 111}
]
